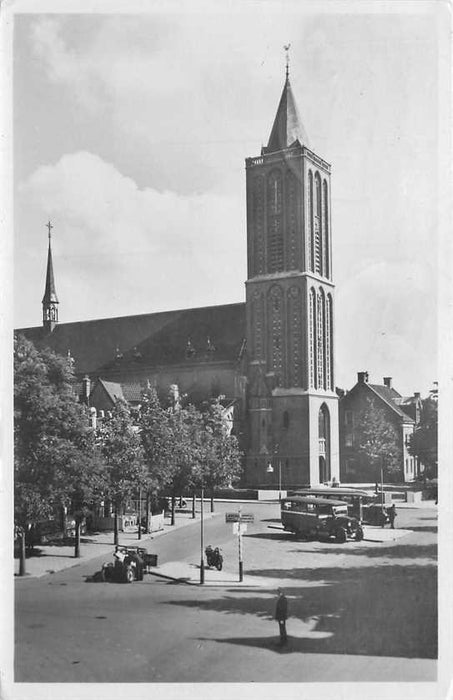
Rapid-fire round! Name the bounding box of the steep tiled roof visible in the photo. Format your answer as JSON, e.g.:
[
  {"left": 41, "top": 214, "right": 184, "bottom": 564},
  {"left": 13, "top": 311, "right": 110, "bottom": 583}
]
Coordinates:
[
  {"left": 98, "top": 379, "right": 124, "bottom": 403},
  {"left": 368, "top": 384, "right": 414, "bottom": 422},
  {"left": 264, "top": 76, "right": 310, "bottom": 154},
  {"left": 17, "top": 302, "right": 246, "bottom": 377}
]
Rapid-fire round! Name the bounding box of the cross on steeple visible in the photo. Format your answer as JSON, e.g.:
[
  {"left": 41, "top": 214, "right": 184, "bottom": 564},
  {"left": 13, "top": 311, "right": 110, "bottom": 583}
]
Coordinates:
[
  {"left": 46, "top": 220, "right": 53, "bottom": 239},
  {"left": 284, "top": 43, "right": 291, "bottom": 79}
]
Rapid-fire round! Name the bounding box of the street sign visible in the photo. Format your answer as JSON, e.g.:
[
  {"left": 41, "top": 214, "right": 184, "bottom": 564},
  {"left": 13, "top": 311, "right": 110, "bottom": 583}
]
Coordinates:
[
  {"left": 225, "top": 513, "right": 239, "bottom": 523},
  {"left": 239, "top": 513, "right": 255, "bottom": 523},
  {"left": 225, "top": 512, "right": 255, "bottom": 523},
  {"left": 233, "top": 523, "right": 247, "bottom": 535}
]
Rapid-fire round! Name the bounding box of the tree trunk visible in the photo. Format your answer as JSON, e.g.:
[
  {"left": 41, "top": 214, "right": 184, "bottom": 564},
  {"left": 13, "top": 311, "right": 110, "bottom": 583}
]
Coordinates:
[
  {"left": 210, "top": 487, "right": 214, "bottom": 513},
  {"left": 192, "top": 491, "right": 196, "bottom": 519},
  {"left": 145, "top": 491, "right": 150, "bottom": 533},
  {"left": 114, "top": 504, "right": 119, "bottom": 546},
  {"left": 61, "top": 504, "right": 68, "bottom": 538},
  {"left": 74, "top": 520, "right": 81, "bottom": 558},
  {"left": 19, "top": 530, "right": 26, "bottom": 577},
  {"left": 171, "top": 495, "right": 175, "bottom": 526}
]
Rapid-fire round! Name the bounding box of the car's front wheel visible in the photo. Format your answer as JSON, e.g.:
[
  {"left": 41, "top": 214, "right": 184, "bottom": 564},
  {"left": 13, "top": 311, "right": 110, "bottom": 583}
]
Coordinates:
[
  {"left": 124, "top": 565, "right": 135, "bottom": 583},
  {"left": 335, "top": 527, "right": 347, "bottom": 543},
  {"left": 355, "top": 526, "right": 364, "bottom": 542}
]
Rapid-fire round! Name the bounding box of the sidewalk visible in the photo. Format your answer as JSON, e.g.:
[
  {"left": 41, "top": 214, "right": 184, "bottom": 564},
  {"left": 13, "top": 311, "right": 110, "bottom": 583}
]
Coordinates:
[{"left": 14, "top": 511, "right": 214, "bottom": 579}]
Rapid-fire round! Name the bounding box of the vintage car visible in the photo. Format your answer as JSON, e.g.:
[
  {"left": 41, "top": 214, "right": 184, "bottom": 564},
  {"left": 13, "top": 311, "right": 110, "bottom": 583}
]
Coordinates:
[
  {"left": 101, "top": 546, "right": 157, "bottom": 583},
  {"left": 361, "top": 500, "right": 390, "bottom": 526},
  {"left": 281, "top": 496, "right": 364, "bottom": 543}
]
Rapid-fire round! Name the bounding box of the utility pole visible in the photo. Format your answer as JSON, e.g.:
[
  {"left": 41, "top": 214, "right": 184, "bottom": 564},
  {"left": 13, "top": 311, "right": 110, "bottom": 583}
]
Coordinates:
[{"left": 200, "top": 486, "right": 205, "bottom": 584}]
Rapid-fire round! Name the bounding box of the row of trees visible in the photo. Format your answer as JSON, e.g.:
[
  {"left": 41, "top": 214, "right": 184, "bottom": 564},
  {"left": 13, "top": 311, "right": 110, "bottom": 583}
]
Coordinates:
[{"left": 14, "top": 336, "right": 242, "bottom": 574}]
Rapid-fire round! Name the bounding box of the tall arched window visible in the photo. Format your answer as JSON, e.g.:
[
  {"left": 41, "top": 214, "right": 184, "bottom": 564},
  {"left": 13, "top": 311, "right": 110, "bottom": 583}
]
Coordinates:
[
  {"left": 268, "top": 285, "right": 284, "bottom": 382},
  {"left": 309, "top": 288, "right": 316, "bottom": 388},
  {"left": 308, "top": 170, "right": 314, "bottom": 272},
  {"left": 314, "top": 173, "right": 322, "bottom": 275},
  {"left": 252, "top": 176, "right": 265, "bottom": 275},
  {"left": 323, "top": 179, "right": 329, "bottom": 278},
  {"left": 267, "top": 170, "right": 283, "bottom": 273},
  {"left": 318, "top": 404, "right": 331, "bottom": 482},
  {"left": 326, "top": 294, "right": 333, "bottom": 390},
  {"left": 316, "top": 289, "right": 325, "bottom": 388}
]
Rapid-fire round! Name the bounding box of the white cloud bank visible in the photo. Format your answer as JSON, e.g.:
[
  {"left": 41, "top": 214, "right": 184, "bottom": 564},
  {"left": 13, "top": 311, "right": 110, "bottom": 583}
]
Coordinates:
[{"left": 17, "top": 151, "right": 245, "bottom": 322}]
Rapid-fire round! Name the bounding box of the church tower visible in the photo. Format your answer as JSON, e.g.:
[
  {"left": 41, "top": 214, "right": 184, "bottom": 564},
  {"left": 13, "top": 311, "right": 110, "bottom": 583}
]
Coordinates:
[
  {"left": 245, "top": 58, "right": 339, "bottom": 488},
  {"left": 42, "top": 221, "right": 59, "bottom": 333}
]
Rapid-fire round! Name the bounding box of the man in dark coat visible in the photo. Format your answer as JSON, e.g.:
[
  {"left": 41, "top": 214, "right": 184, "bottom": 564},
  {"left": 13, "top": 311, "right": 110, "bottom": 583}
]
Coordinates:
[
  {"left": 388, "top": 504, "right": 397, "bottom": 529},
  {"left": 275, "top": 588, "right": 288, "bottom": 646}
]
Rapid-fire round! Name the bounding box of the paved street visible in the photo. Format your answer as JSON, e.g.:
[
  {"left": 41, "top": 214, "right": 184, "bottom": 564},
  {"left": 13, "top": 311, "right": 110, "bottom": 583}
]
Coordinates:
[{"left": 14, "top": 501, "right": 437, "bottom": 683}]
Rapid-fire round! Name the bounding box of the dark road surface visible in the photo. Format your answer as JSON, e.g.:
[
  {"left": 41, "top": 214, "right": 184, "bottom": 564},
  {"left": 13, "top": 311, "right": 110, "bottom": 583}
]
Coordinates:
[{"left": 15, "top": 502, "right": 438, "bottom": 684}]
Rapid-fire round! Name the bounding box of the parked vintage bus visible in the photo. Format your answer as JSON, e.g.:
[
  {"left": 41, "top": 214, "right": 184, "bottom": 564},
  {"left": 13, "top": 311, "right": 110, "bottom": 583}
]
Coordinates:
[
  {"left": 280, "top": 496, "right": 364, "bottom": 542},
  {"left": 289, "top": 487, "right": 369, "bottom": 521}
]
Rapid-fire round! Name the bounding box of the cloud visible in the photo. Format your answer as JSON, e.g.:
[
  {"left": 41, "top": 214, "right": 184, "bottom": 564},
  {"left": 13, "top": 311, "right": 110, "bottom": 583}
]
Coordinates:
[{"left": 17, "top": 151, "right": 245, "bottom": 321}]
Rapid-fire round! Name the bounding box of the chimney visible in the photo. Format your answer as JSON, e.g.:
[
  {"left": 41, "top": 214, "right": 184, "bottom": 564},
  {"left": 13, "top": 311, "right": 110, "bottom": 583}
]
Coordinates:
[
  {"left": 82, "top": 375, "right": 91, "bottom": 404},
  {"left": 414, "top": 392, "right": 420, "bottom": 399},
  {"left": 357, "top": 371, "right": 369, "bottom": 384},
  {"left": 383, "top": 377, "right": 392, "bottom": 388}
]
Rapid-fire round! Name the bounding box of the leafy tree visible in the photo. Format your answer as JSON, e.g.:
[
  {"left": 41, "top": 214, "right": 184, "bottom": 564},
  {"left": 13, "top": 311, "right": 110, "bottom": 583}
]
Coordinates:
[
  {"left": 354, "top": 395, "right": 402, "bottom": 482},
  {"left": 199, "top": 398, "right": 243, "bottom": 512},
  {"left": 99, "top": 399, "right": 146, "bottom": 545},
  {"left": 138, "top": 387, "right": 174, "bottom": 529},
  {"left": 14, "top": 336, "right": 100, "bottom": 570},
  {"left": 409, "top": 396, "right": 438, "bottom": 478},
  {"left": 165, "top": 402, "right": 204, "bottom": 525}
]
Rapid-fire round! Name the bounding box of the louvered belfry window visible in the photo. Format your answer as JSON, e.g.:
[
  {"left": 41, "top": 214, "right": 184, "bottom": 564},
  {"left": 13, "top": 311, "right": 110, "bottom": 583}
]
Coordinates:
[{"left": 267, "top": 170, "right": 283, "bottom": 273}]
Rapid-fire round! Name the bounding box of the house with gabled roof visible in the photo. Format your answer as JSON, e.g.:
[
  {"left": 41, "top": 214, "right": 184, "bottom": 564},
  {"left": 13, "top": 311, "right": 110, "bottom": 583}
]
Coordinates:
[{"left": 339, "top": 371, "right": 421, "bottom": 483}]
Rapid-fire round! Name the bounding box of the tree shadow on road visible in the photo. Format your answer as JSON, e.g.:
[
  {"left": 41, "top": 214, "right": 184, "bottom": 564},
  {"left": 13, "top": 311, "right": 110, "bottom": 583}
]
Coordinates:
[{"left": 167, "top": 563, "right": 437, "bottom": 659}]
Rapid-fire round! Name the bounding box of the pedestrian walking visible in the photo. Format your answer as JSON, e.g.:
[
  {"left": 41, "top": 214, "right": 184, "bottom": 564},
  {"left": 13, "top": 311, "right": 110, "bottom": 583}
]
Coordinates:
[
  {"left": 275, "top": 588, "right": 288, "bottom": 646},
  {"left": 388, "top": 504, "right": 397, "bottom": 529}
]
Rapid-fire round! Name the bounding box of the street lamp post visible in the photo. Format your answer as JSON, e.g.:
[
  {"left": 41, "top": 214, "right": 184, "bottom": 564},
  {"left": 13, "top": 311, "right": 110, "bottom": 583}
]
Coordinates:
[
  {"left": 266, "top": 459, "right": 282, "bottom": 500},
  {"left": 200, "top": 486, "right": 205, "bottom": 584}
]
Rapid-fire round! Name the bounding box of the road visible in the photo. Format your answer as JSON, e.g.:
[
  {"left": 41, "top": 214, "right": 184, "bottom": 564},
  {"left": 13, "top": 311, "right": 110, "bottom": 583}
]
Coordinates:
[{"left": 15, "top": 501, "right": 437, "bottom": 683}]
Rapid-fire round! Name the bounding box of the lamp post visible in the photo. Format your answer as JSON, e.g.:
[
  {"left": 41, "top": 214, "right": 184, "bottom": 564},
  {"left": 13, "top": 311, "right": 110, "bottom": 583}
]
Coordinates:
[
  {"left": 200, "top": 485, "right": 205, "bottom": 584},
  {"left": 266, "top": 460, "right": 282, "bottom": 501},
  {"left": 137, "top": 486, "right": 142, "bottom": 540}
]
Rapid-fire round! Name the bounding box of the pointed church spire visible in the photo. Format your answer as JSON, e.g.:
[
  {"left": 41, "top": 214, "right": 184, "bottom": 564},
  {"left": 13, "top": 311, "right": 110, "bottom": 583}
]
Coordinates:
[
  {"left": 263, "top": 46, "right": 310, "bottom": 154},
  {"left": 42, "top": 221, "right": 59, "bottom": 332}
]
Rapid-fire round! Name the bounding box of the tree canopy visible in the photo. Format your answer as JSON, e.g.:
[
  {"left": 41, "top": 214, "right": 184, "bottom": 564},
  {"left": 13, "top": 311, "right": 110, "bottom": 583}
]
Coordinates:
[
  {"left": 353, "top": 395, "right": 402, "bottom": 481},
  {"left": 409, "top": 396, "right": 438, "bottom": 478}
]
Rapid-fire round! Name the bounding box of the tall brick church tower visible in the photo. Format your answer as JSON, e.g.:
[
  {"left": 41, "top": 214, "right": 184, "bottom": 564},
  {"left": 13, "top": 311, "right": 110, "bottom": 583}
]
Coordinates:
[{"left": 245, "top": 62, "right": 339, "bottom": 488}]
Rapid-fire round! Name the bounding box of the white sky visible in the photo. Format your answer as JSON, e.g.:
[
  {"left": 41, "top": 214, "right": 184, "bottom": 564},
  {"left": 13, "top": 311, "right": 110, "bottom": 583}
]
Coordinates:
[{"left": 12, "top": 6, "right": 446, "bottom": 397}]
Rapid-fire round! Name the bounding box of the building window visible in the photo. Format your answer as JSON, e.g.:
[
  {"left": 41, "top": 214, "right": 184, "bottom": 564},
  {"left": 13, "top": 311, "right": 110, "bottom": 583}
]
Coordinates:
[
  {"left": 345, "top": 410, "right": 353, "bottom": 426},
  {"left": 345, "top": 433, "right": 353, "bottom": 447},
  {"left": 314, "top": 172, "right": 322, "bottom": 275},
  {"left": 316, "top": 290, "right": 324, "bottom": 389},
  {"left": 267, "top": 170, "right": 283, "bottom": 273},
  {"left": 309, "top": 288, "right": 316, "bottom": 388},
  {"left": 323, "top": 179, "right": 329, "bottom": 278}
]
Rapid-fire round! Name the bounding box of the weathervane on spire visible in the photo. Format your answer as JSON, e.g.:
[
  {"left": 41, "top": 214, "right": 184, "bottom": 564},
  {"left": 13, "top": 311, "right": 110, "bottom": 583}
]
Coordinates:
[
  {"left": 284, "top": 43, "right": 291, "bottom": 78},
  {"left": 46, "top": 220, "right": 53, "bottom": 240}
]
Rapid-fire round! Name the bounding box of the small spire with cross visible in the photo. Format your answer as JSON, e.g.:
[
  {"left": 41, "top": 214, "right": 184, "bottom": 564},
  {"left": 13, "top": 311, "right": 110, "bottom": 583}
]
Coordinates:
[
  {"left": 284, "top": 43, "right": 291, "bottom": 79},
  {"left": 46, "top": 220, "right": 53, "bottom": 240}
]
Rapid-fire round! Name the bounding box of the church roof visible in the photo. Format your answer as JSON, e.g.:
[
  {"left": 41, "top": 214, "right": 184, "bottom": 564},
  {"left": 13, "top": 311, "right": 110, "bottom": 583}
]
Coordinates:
[
  {"left": 17, "top": 302, "right": 246, "bottom": 376},
  {"left": 264, "top": 75, "right": 310, "bottom": 154},
  {"left": 42, "top": 237, "right": 58, "bottom": 305}
]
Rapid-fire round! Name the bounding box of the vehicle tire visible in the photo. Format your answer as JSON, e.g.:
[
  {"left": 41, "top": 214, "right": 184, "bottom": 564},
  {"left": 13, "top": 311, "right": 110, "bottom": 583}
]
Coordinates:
[
  {"left": 124, "top": 565, "right": 135, "bottom": 583},
  {"left": 335, "top": 527, "right": 347, "bottom": 543},
  {"left": 355, "top": 526, "right": 364, "bottom": 542},
  {"left": 216, "top": 559, "right": 223, "bottom": 571}
]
